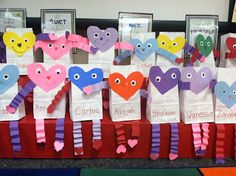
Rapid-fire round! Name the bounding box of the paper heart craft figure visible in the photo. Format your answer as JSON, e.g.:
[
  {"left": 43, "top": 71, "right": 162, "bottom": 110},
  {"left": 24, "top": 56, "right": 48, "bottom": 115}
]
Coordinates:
[
  {"left": 196, "top": 34, "right": 213, "bottom": 57},
  {"left": 47, "top": 65, "right": 105, "bottom": 155},
  {"left": 6, "top": 63, "right": 67, "bottom": 152},
  {"left": 35, "top": 32, "right": 93, "bottom": 61},
  {"left": 225, "top": 37, "right": 236, "bottom": 59}
]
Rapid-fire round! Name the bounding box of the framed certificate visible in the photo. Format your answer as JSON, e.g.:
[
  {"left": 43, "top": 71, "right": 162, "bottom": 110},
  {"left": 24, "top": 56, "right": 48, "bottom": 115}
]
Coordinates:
[
  {"left": 118, "top": 12, "right": 153, "bottom": 43},
  {"left": 0, "top": 8, "right": 26, "bottom": 33},
  {"left": 41, "top": 9, "right": 76, "bottom": 33},
  {"left": 186, "top": 15, "right": 219, "bottom": 48}
]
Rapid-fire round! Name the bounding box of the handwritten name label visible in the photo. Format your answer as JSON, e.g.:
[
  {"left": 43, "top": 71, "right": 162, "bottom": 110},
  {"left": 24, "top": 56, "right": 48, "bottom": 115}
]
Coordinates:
[
  {"left": 186, "top": 111, "right": 214, "bottom": 119},
  {"left": 151, "top": 109, "right": 176, "bottom": 117},
  {"left": 35, "top": 104, "right": 47, "bottom": 113},
  {"left": 75, "top": 107, "right": 100, "bottom": 116},
  {"left": 114, "top": 107, "right": 136, "bottom": 116},
  {"left": 216, "top": 108, "right": 236, "bottom": 120}
]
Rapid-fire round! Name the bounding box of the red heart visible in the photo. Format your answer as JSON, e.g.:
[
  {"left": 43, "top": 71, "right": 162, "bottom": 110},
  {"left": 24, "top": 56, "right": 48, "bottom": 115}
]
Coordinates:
[
  {"left": 108, "top": 72, "right": 144, "bottom": 100},
  {"left": 226, "top": 37, "right": 236, "bottom": 52}
]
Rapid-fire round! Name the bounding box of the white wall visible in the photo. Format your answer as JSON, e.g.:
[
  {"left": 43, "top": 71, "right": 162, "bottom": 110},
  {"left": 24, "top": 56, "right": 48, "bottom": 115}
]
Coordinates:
[{"left": 0, "top": 0, "right": 229, "bottom": 21}]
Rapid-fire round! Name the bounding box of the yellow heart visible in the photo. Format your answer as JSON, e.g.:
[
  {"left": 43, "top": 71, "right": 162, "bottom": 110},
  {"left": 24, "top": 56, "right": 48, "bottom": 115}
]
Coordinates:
[
  {"left": 157, "top": 35, "right": 186, "bottom": 54},
  {"left": 3, "top": 31, "right": 36, "bottom": 57}
]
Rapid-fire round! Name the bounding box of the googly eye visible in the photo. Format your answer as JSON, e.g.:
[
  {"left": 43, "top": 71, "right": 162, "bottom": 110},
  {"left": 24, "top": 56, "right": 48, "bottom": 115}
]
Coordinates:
[
  {"left": 222, "top": 90, "right": 226, "bottom": 94},
  {"left": 3, "top": 74, "right": 9, "bottom": 80},
  {"left": 11, "top": 39, "right": 15, "bottom": 43},
  {"left": 24, "top": 38, "right": 28, "bottom": 43},
  {"left": 74, "top": 74, "right": 80, "bottom": 80},
  {"left": 131, "top": 80, "right": 136, "bottom": 86},
  {"left": 91, "top": 73, "right": 97, "bottom": 79},
  {"left": 233, "top": 90, "right": 236, "bottom": 95},
  {"left": 115, "top": 78, "right": 121, "bottom": 84},
  {"left": 201, "top": 72, "right": 206, "bottom": 78},
  {"left": 106, "top": 32, "right": 111, "bottom": 37},
  {"left": 207, "top": 42, "right": 210, "bottom": 47},
  {"left": 186, "top": 73, "right": 192, "bottom": 79},
  {"left": 36, "top": 68, "right": 42, "bottom": 74},
  {"left": 161, "top": 41, "right": 165, "bottom": 45},
  {"left": 94, "top": 33, "right": 99, "bottom": 38},
  {"left": 200, "top": 41, "right": 204, "bottom": 46},
  {"left": 137, "top": 44, "right": 141, "bottom": 48},
  {"left": 171, "top": 73, "right": 177, "bottom": 79},
  {"left": 48, "top": 43, "right": 53, "bottom": 48},
  {"left": 55, "top": 69, "right": 61, "bottom": 75},
  {"left": 173, "top": 42, "right": 177, "bottom": 46},
  {"left": 61, "top": 44, "right": 65, "bottom": 49},
  {"left": 147, "top": 43, "right": 152, "bottom": 48},
  {"left": 233, "top": 44, "right": 236, "bottom": 49},
  {"left": 155, "top": 76, "right": 161, "bottom": 82}
]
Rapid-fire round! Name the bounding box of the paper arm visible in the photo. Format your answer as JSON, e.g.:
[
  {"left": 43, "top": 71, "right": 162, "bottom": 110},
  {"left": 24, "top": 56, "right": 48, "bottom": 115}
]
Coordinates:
[
  {"left": 178, "top": 81, "right": 191, "bottom": 90},
  {"left": 209, "top": 79, "right": 217, "bottom": 90},
  {"left": 115, "top": 42, "right": 134, "bottom": 51},
  {"left": 156, "top": 47, "right": 184, "bottom": 64},
  {"left": 83, "top": 81, "right": 109, "bottom": 95},
  {"left": 0, "top": 41, "right": 6, "bottom": 63},
  {"left": 184, "top": 43, "right": 205, "bottom": 63},
  {"left": 114, "top": 50, "right": 133, "bottom": 64}
]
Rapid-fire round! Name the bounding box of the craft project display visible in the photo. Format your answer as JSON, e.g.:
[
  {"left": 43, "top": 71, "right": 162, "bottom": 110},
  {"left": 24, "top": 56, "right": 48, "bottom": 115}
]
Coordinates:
[
  {"left": 0, "top": 64, "right": 23, "bottom": 153},
  {"left": 6, "top": 63, "right": 67, "bottom": 152},
  {"left": 180, "top": 65, "right": 215, "bottom": 156},
  {"left": 3, "top": 28, "right": 35, "bottom": 75}
]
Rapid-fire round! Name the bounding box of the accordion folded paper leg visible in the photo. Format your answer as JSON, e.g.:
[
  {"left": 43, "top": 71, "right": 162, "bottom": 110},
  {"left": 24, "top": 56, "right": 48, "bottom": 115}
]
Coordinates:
[
  {"left": 150, "top": 124, "right": 160, "bottom": 160},
  {"left": 73, "top": 121, "right": 83, "bottom": 155},
  {"left": 54, "top": 118, "right": 65, "bottom": 152},
  {"left": 215, "top": 124, "right": 225, "bottom": 164},
  {"left": 201, "top": 123, "right": 210, "bottom": 155},
  {"left": 169, "top": 123, "right": 179, "bottom": 161},
  {"left": 127, "top": 121, "right": 140, "bottom": 149},
  {"left": 10, "top": 121, "right": 21, "bottom": 153},
  {"left": 92, "top": 119, "right": 102, "bottom": 150},
  {"left": 192, "top": 123, "right": 203, "bottom": 156},
  {"left": 35, "top": 119, "right": 46, "bottom": 146},
  {"left": 115, "top": 122, "right": 126, "bottom": 154}
]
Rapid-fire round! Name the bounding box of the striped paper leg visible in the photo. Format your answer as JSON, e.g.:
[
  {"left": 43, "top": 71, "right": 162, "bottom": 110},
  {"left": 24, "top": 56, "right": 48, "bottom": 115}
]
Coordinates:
[
  {"left": 127, "top": 121, "right": 140, "bottom": 149},
  {"left": 149, "top": 124, "right": 160, "bottom": 160},
  {"left": 201, "top": 123, "right": 210, "bottom": 154},
  {"left": 10, "top": 121, "right": 21, "bottom": 152},
  {"left": 169, "top": 123, "right": 179, "bottom": 160},
  {"left": 114, "top": 122, "right": 126, "bottom": 154},
  {"left": 192, "top": 123, "right": 202, "bottom": 156},
  {"left": 54, "top": 118, "right": 64, "bottom": 152},
  {"left": 73, "top": 121, "right": 83, "bottom": 155},
  {"left": 92, "top": 119, "right": 103, "bottom": 150},
  {"left": 35, "top": 119, "right": 46, "bottom": 146},
  {"left": 234, "top": 124, "right": 236, "bottom": 161},
  {"left": 215, "top": 124, "right": 225, "bottom": 164}
]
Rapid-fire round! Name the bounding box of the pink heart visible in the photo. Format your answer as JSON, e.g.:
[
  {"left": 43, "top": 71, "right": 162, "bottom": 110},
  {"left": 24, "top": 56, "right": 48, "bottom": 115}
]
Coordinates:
[
  {"left": 27, "top": 63, "right": 66, "bottom": 92},
  {"left": 54, "top": 141, "right": 64, "bottom": 152},
  {"left": 116, "top": 144, "right": 126, "bottom": 154},
  {"left": 149, "top": 153, "right": 160, "bottom": 160},
  {"left": 83, "top": 86, "right": 93, "bottom": 95},
  {"left": 169, "top": 153, "right": 178, "bottom": 160},
  {"left": 128, "top": 139, "right": 138, "bottom": 148},
  {"left": 6, "top": 105, "right": 16, "bottom": 114}
]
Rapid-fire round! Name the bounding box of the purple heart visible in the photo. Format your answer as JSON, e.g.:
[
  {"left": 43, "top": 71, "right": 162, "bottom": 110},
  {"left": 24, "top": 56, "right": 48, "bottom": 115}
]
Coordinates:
[
  {"left": 87, "top": 26, "right": 118, "bottom": 52},
  {"left": 149, "top": 66, "right": 180, "bottom": 94},
  {"left": 181, "top": 66, "right": 213, "bottom": 94}
]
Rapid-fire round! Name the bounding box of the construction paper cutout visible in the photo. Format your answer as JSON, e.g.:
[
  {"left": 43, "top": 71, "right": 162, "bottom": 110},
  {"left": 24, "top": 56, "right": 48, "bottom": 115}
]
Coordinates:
[
  {"left": 0, "top": 65, "right": 19, "bottom": 95},
  {"left": 27, "top": 63, "right": 66, "bottom": 92},
  {"left": 215, "top": 81, "right": 236, "bottom": 108},
  {"left": 196, "top": 34, "right": 213, "bottom": 57},
  {"left": 3, "top": 31, "right": 36, "bottom": 57},
  {"left": 149, "top": 66, "right": 180, "bottom": 94},
  {"left": 128, "top": 139, "right": 138, "bottom": 148},
  {"left": 87, "top": 26, "right": 118, "bottom": 52},
  {"left": 181, "top": 66, "right": 213, "bottom": 94},
  {"left": 130, "top": 38, "right": 157, "bottom": 61},
  {"left": 157, "top": 35, "right": 185, "bottom": 54},
  {"left": 226, "top": 37, "right": 236, "bottom": 52},
  {"left": 68, "top": 66, "right": 103, "bottom": 91},
  {"left": 108, "top": 71, "right": 144, "bottom": 100}
]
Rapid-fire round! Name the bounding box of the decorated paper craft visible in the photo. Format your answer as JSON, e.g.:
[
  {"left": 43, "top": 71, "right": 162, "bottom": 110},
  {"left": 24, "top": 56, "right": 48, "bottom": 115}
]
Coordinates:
[
  {"left": 196, "top": 34, "right": 213, "bottom": 57},
  {"left": 6, "top": 63, "right": 67, "bottom": 152}
]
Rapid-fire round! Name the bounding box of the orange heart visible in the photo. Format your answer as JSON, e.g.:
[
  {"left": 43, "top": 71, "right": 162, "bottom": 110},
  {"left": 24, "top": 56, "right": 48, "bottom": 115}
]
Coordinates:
[{"left": 108, "top": 72, "right": 144, "bottom": 101}]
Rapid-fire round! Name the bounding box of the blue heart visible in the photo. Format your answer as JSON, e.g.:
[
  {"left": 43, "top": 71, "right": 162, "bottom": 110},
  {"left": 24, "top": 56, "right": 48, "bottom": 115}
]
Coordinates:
[
  {"left": 68, "top": 66, "right": 104, "bottom": 91},
  {"left": 130, "top": 38, "right": 158, "bottom": 61},
  {"left": 0, "top": 65, "right": 19, "bottom": 95},
  {"left": 215, "top": 81, "right": 236, "bottom": 108}
]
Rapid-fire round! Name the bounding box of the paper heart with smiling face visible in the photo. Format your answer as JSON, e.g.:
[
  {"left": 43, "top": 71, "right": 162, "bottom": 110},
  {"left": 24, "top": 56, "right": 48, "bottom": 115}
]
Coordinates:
[
  {"left": 108, "top": 72, "right": 144, "bottom": 100},
  {"left": 226, "top": 37, "right": 236, "bottom": 53},
  {"left": 196, "top": 34, "right": 213, "bottom": 57},
  {"left": 149, "top": 66, "right": 180, "bottom": 95},
  {"left": 27, "top": 63, "right": 66, "bottom": 92},
  {"left": 87, "top": 26, "right": 118, "bottom": 52},
  {"left": 181, "top": 66, "right": 213, "bottom": 94}
]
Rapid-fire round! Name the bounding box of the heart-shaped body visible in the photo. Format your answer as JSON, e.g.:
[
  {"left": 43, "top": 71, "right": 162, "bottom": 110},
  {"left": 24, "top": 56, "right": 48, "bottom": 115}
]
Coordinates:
[
  {"left": 157, "top": 35, "right": 185, "bottom": 54},
  {"left": 3, "top": 31, "right": 36, "bottom": 56},
  {"left": 0, "top": 65, "right": 19, "bottom": 95},
  {"left": 130, "top": 38, "right": 158, "bottom": 61},
  {"left": 226, "top": 37, "right": 236, "bottom": 52},
  {"left": 27, "top": 63, "right": 66, "bottom": 92},
  {"left": 68, "top": 66, "right": 103, "bottom": 91},
  {"left": 196, "top": 34, "right": 213, "bottom": 57},
  {"left": 149, "top": 66, "right": 180, "bottom": 94},
  {"left": 215, "top": 81, "right": 236, "bottom": 108},
  {"left": 87, "top": 26, "right": 118, "bottom": 52},
  {"left": 108, "top": 72, "right": 144, "bottom": 100},
  {"left": 181, "top": 66, "right": 213, "bottom": 94}
]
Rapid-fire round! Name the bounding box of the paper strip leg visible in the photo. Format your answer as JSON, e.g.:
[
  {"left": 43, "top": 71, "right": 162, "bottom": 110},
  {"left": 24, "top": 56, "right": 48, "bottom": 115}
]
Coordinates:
[
  {"left": 35, "top": 119, "right": 46, "bottom": 146},
  {"left": 234, "top": 124, "right": 236, "bottom": 161},
  {"left": 215, "top": 124, "right": 225, "bottom": 164},
  {"left": 169, "top": 123, "right": 179, "bottom": 161},
  {"left": 92, "top": 119, "right": 103, "bottom": 150},
  {"left": 128, "top": 121, "right": 140, "bottom": 148},
  {"left": 102, "top": 88, "right": 109, "bottom": 110},
  {"left": 191, "top": 123, "right": 202, "bottom": 156},
  {"left": 114, "top": 122, "right": 126, "bottom": 154},
  {"left": 201, "top": 123, "right": 210, "bottom": 155},
  {"left": 54, "top": 118, "right": 64, "bottom": 152},
  {"left": 150, "top": 124, "right": 160, "bottom": 160},
  {"left": 10, "top": 121, "right": 21, "bottom": 152},
  {"left": 73, "top": 121, "right": 83, "bottom": 155}
]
